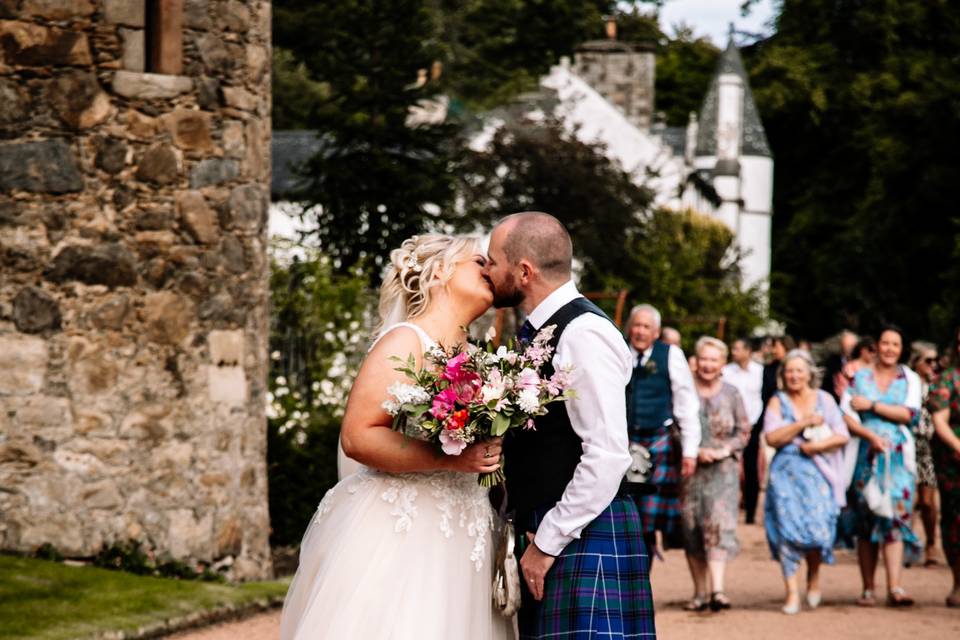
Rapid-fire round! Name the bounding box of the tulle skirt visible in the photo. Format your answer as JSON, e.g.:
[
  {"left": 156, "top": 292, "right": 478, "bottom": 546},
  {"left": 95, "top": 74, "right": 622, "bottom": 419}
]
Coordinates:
[{"left": 279, "top": 467, "right": 514, "bottom": 640}]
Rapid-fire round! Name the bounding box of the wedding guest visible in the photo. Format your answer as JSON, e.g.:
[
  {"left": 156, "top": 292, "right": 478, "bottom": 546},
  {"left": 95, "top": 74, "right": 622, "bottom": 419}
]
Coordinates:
[
  {"left": 662, "top": 326, "right": 682, "bottom": 348},
  {"left": 764, "top": 350, "right": 849, "bottom": 614},
  {"left": 682, "top": 337, "right": 751, "bottom": 611},
  {"left": 722, "top": 338, "right": 765, "bottom": 524},
  {"left": 842, "top": 326, "right": 921, "bottom": 607},
  {"left": 626, "top": 304, "right": 701, "bottom": 558},
  {"left": 908, "top": 341, "right": 940, "bottom": 566},
  {"left": 929, "top": 325, "right": 960, "bottom": 607},
  {"left": 822, "top": 330, "right": 859, "bottom": 401},
  {"left": 845, "top": 336, "right": 877, "bottom": 380},
  {"left": 798, "top": 339, "right": 813, "bottom": 354}
]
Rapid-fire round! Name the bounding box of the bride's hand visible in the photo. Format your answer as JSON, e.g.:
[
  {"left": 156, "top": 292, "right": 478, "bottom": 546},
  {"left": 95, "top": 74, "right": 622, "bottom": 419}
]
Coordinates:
[{"left": 445, "top": 438, "right": 503, "bottom": 474}]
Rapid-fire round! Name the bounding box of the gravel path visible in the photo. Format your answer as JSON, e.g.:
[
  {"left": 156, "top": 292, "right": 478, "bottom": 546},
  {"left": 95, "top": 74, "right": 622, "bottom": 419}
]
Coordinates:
[{"left": 171, "top": 520, "right": 959, "bottom": 640}]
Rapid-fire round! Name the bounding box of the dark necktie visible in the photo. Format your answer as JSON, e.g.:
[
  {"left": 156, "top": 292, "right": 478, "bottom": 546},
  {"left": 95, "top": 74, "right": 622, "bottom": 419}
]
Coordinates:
[{"left": 518, "top": 320, "right": 535, "bottom": 342}]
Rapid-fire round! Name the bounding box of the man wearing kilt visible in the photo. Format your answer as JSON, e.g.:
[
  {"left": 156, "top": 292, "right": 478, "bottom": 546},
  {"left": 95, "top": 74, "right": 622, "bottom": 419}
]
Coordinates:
[
  {"left": 625, "top": 305, "right": 701, "bottom": 558},
  {"left": 485, "top": 212, "right": 656, "bottom": 639}
]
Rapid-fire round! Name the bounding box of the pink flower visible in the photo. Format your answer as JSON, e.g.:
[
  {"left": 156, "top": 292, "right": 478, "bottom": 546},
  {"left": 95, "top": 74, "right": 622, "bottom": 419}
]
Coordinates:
[
  {"left": 516, "top": 368, "right": 541, "bottom": 391},
  {"left": 439, "top": 430, "right": 468, "bottom": 455},
  {"left": 523, "top": 418, "right": 536, "bottom": 431},
  {"left": 441, "top": 352, "right": 470, "bottom": 383},
  {"left": 430, "top": 387, "right": 458, "bottom": 420}
]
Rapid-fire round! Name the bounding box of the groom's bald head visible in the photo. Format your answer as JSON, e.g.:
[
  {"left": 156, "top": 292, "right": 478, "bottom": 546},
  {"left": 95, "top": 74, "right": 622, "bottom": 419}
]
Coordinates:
[{"left": 494, "top": 212, "right": 572, "bottom": 282}]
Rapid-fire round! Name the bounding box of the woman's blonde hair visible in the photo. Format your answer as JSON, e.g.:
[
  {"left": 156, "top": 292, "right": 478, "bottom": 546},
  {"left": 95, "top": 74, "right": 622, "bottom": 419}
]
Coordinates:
[
  {"left": 695, "top": 335, "right": 728, "bottom": 359},
  {"left": 777, "top": 348, "right": 820, "bottom": 390},
  {"left": 376, "top": 234, "right": 482, "bottom": 336}
]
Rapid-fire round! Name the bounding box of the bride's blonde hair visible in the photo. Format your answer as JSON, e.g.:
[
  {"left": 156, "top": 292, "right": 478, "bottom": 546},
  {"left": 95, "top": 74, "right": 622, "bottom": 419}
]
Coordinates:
[{"left": 376, "top": 234, "right": 482, "bottom": 336}]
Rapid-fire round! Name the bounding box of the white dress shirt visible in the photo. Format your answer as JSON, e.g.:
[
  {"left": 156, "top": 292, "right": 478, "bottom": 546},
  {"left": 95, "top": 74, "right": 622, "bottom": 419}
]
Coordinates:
[
  {"left": 526, "top": 280, "right": 633, "bottom": 557},
  {"left": 722, "top": 360, "right": 764, "bottom": 425},
  {"left": 631, "top": 343, "right": 702, "bottom": 458}
]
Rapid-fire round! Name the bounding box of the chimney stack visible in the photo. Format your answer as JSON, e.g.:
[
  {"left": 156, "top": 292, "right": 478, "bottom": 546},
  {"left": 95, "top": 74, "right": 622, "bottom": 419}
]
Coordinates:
[{"left": 605, "top": 16, "right": 617, "bottom": 40}]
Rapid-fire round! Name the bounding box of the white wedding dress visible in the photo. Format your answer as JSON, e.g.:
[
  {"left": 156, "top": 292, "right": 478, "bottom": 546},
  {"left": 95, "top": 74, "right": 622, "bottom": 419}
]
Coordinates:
[{"left": 280, "top": 323, "right": 513, "bottom": 640}]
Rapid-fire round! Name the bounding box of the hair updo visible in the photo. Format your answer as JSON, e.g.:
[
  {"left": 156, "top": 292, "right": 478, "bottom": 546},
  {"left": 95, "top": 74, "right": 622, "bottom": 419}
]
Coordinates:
[{"left": 376, "top": 234, "right": 482, "bottom": 336}]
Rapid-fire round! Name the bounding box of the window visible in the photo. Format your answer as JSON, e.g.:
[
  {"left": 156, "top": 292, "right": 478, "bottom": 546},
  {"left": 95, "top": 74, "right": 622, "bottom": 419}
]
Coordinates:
[{"left": 145, "top": 0, "right": 183, "bottom": 75}]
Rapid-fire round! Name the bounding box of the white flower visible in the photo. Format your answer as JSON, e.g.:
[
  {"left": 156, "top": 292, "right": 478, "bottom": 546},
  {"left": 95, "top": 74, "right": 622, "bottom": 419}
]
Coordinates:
[
  {"left": 382, "top": 399, "right": 400, "bottom": 415},
  {"left": 481, "top": 382, "right": 505, "bottom": 404},
  {"left": 439, "top": 430, "right": 468, "bottom": 455},
  {"left": 386, "top": 381, "right": 431, "bottom": 405},
  {"left": 484, "top": 325, "right": 497, "bottom": 342},
  {"left": 495, "top": 345, "right": 518, "bottom": 365},
  {"left": 517, "top": 388, "right": 540, "bottom": 413}
]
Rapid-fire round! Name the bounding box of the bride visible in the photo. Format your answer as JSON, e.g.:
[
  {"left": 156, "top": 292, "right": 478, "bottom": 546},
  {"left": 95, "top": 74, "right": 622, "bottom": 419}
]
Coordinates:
[{"left": 280, "top": 234, "right": 513, "bottom": 640}]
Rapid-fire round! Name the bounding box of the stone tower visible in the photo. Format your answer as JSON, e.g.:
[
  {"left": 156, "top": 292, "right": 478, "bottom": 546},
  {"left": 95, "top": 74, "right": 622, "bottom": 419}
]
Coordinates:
[
  {"left": 573, "top": 18, "right": 656, "bottom": 131},
  {"left": 0, "top": 0, "right": 273, "bottom": 580}
]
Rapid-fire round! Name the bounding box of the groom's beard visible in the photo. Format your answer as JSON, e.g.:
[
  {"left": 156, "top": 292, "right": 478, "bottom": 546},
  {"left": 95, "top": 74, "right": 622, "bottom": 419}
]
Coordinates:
[{"left": 491, "top": 274, "right": 525, "bottom": 309}]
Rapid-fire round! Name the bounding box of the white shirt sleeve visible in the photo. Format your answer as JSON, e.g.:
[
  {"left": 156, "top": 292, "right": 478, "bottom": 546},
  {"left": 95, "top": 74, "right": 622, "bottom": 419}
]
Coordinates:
[
  {"left": 667, "top": 344, "right": 701, "bottom": 458},
  {"left": 533, "top": 315, "right": 633, "bottom": 557}
]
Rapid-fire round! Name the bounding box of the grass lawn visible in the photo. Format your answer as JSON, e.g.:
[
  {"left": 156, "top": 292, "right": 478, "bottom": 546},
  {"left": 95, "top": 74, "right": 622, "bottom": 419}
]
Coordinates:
[{"left": 0, "top": 555, "right": 290, "bottom": 640}]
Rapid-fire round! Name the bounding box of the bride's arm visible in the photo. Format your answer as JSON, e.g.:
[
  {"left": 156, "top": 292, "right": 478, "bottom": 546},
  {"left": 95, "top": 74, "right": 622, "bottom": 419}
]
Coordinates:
[{"left": 339, "top": 328, "right": 501, "bottom": 474}]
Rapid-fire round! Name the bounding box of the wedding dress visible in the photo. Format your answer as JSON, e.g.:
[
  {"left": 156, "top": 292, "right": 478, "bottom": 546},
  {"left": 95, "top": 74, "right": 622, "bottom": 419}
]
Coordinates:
[{"left": 280, "top": 322, "right": 513, "bottom": 640}]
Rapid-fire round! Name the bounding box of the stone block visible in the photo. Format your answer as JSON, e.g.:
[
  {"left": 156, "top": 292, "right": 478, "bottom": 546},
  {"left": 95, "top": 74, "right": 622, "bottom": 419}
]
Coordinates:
[
  {"left": 0, "top": 77, "right": 29, "bottom": 124},
  {"left": 163, "top": 108, "right": 213, "bottom": 152},
  {"left": 221, "top": 86, "right": 255, "bottom": 111},
  {"left": 208, "top": 329, "right": 243, "bottom": 366},
  {"left": 226, "top": 184, "right": 264, "bottom": 231},
  {"left": 112, "top": 70, "right": 192, "bottom": 100},
  {"left": 220, "top": 0, "right": 251, "bottom": 32},
  {"left": 95, "top": 137, "right": 128, "bottom": 174},
  {"left": 0, "top": 439, "right": 42, "bottom": 467},
  {"left": 244, "top": 119, "right": 265, "bottom": 176},
  {"left": 0, "top": 20, "right": 92, "bottom": 67},
  {"left": 68, "top": 339, "right": 117, "bottom": 396},
  {"left": 0, "top": 333, "right": 46, "bottom": 395},
  {"left": 88, "top": 294, "right": 129, "bottom": 331},
  {"left": 222, "top": 120, "right": 244, "bottom": 158},
  {"left": 119, "top": 27, "right": 144, "bottom": 72},
  {"left": 184, "top": 0, "right": 211, "bottom": 30},
  {"left": 0, "top": 139, "right": 83, "bottom": 194},
  {"left": 142, "top": 291, "right": 192, "bottom": 346},
  {"left": 195, "top": 32, "right": 233, "bottom": 75},
  {"left": 53, "top": 448, "right": 105, "bottom": 476},
  {"left": 220, "top": 235, "right": 245, "bottom": 273},
  {"left": 119, "top": 407, "right": 170, "bottom": 441},
  {"left": 22, "top": 0, "right": 95, "bottom": 20},
  {"left": 48, "top": 70, "right": 111, "bottom": 130},
  {"left": 196, "top": 76, "right": 220, "bottom": 110},
  {"left": 207, "top": 365, "right": 246, "bottom": 407},
  {"left": 168, "top": 509, "right": 213, "bottom": 560},
  {"left": 246, "top": 44, "right": 267, "bottom": 84},
  {"left": 176, "top": 190, "right": 218, "bottom": 244},
  {"left": 12, "top": 286, "right": 60, "bottom": 333},
  {"left": 103, "top": 0, "right": 145, "bottom": 27},
  {"left": 81, "top": 481, "right": 123, "bottom": 509},
  {"left": 126, "top": 109, "right": 158, "bottom": 139},
  {"left": 189, "top": 158, "right": 238, "bottom": 188},
  {"left": 136, "top": 144, "right": 180, "bottom": 186},
  {"left": 45, "top": 243, "right": 138, "bottom": 288},
  {"left": 215, "top": 515, "right": 243, "bottom": 557}
]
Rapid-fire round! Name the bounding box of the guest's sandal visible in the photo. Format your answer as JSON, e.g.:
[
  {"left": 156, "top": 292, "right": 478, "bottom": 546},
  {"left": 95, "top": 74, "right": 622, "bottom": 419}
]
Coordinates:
[
  {"left": 856, "top": 590, "right": 876, "bottom": 607},
  {"left": 682, "top": 596, "right": 709, "bottom": 612},
  {"left": 710, "top": 592, "right": 732, "bottom": 611},
  {"left": 886, "top": 587, "right": 914, "bottom": 607}
]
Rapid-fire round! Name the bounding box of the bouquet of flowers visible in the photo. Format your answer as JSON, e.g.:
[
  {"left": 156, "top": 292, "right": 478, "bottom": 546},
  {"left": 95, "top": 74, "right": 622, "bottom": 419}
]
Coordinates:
[{"left": 383, "top": 325, "right": 575, "bottom": 486}]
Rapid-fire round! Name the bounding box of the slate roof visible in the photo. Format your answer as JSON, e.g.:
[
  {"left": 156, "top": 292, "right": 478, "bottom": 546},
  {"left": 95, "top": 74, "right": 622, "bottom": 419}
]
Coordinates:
[{"left": 695, "top": 39, "right": 772, "bottom": 158}]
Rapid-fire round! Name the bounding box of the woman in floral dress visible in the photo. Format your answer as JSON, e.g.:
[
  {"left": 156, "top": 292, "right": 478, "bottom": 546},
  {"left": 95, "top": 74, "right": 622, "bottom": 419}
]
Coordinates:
[
  {"left": 842, "top": 327, "right": 921, "bottom": 607},
  {"left": 681, "top": 337, "right": 751, "bottom": 612},
  {"left": 764, "top": 350, "right": 849, "bottom": 614},
  {"left": 929, "top": 326, "right": 960, "bottom": 607},
  {"left": 908, "top": 341, "right": 940, "bottom": 566}
]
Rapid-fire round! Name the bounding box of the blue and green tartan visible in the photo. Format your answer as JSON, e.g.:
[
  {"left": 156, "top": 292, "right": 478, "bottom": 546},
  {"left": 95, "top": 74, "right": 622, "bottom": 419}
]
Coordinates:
[
  {"left": 515, "top": 497, "right": 656, "bottom": 639},
  {"left": 633, "top": 432, "right": 683, "bottom": 548}
]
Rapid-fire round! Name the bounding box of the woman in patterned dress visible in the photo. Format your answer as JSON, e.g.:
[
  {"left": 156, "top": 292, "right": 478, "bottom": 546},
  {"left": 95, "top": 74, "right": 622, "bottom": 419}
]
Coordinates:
[
  {"left": 763, "top": 350, "right": 849, "bottom": 614},
  {"left": 908, "top": 341, "right": 940, "bottom": 566},
  {"left": 681, "top": 337, "right": 751, "bottom": 612},
  {"left": 929, "top": 326, "right": 960, "bottom": 607},
  {"left": 842, "top": 326, "right": 921, "bottom": 607}
]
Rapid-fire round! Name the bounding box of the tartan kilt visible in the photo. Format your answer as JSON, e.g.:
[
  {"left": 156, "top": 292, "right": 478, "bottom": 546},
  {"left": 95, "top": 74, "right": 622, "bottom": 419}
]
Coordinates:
[
  {"left": 633, "top": 431, "right": 682, "bottom": 546},
  {"left": 515, "top": 497, "right": 656, "bottom": 639}
]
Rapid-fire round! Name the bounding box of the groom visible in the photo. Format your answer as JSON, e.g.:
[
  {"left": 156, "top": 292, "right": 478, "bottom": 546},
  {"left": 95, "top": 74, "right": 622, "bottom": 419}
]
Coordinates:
[{"left": 484, "top": 212, "right": 656, "bottom": 639}]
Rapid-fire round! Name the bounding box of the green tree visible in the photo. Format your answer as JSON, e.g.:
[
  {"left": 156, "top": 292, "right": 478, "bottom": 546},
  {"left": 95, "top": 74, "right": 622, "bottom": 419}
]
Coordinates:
[
  {"left": 747, "top": 0, "right": 960, "bottom": 341},
  {"left": 458, "top": 119, "right": 763, "bottom": 340},
  {"left": 273, "top": 0, "right": 460, "bottom": 278}
]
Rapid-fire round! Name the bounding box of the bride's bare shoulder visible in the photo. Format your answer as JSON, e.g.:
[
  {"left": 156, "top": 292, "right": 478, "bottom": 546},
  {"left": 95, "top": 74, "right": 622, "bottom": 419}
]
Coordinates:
[{"left": 363, "top": 325, "right": 424, "bottom": 370}]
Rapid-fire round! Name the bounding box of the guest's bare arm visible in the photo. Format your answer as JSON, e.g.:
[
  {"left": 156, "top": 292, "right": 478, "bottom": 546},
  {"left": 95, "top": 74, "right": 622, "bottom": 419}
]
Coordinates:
[{"left": 339, "top": 328, "right": 501, "bottom": 475}]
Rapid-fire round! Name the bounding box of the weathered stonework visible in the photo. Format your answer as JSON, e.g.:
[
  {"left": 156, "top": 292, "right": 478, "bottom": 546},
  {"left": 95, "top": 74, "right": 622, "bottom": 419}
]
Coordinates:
[{"left": 0, "top": 1, "right": 273, "bottom": 581}]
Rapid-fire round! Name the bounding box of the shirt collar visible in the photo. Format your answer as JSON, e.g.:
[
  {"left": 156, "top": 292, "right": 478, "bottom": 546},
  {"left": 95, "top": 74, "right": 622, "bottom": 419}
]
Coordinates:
[{"left": 526, "top": 280, "right": 580, "bottom": 329}]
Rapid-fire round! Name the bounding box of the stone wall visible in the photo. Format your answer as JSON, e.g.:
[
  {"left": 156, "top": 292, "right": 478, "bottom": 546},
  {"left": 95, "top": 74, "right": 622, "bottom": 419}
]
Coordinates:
[
  {"left": 574, "top": 40, "right": 655, "bottom": 131},
  {"left": 0, "top": 0, "right": 273, "bottom": 580}
]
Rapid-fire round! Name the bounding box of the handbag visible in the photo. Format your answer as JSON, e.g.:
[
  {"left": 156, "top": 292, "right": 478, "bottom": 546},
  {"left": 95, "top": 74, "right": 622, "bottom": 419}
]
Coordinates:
[
  {"left": 863, "top": 452, "right": 894, "bottom": 519},
  {"left": 492, "top": 517, "right": 522, "bottom": 617}
]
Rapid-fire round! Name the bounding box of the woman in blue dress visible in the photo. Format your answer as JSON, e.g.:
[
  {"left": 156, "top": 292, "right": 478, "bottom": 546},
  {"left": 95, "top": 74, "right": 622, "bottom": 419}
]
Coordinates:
[
  {"left": 842, "top": 326, "right": 921, "bottom": 607},
  {"left": 764, "top": 350, "right": 849, "bottom": 614}
]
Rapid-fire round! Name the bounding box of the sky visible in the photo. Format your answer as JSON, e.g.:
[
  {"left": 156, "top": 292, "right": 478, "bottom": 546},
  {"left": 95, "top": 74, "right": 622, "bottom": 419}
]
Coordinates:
[{"left": 654, "top": 0, "right": 777, "bottom": 45}]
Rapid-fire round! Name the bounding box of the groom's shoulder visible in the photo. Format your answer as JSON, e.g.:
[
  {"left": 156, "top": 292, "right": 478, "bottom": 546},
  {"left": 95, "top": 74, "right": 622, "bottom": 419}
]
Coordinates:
[{"left": 564, "top": 303, "right": 629, "bottom": 350}]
